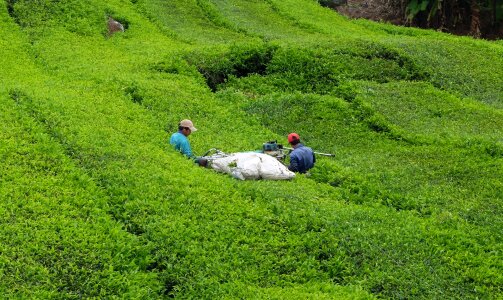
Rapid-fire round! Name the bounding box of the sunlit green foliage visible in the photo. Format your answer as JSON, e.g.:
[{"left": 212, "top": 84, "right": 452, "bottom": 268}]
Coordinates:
[
  {"left": 1, "top": 0, "right": 502, "bottom": 298},
  {"left": 0, "top": 90, "right": 160, "bottom": 298}
]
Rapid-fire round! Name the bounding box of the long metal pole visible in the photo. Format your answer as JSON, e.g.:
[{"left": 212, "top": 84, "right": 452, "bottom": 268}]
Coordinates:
[{"left": 284, "top": 147, "right": 335, "bottom": 157}]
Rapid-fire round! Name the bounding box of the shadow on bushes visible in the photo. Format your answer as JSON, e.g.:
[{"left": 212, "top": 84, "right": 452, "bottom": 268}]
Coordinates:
[{"left": 185, "top": 42, "right": 278, "bottom": 91}]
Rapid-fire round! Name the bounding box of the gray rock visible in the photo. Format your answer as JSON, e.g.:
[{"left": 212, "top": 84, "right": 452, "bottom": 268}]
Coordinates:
[{"left": 107, "top": 17, "right": 124, "bottom": 36}]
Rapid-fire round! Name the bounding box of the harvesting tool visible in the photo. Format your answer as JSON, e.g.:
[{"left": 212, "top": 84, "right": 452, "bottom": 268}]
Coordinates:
[
  {"left": 200, "top": 148, "right": 229, "bottom": 161},
  {"left": 262, "top": 140, "right": 289, "bottom": 160},
  {"left": 261, "top": 140, "right": 335, "bottom": 159}
]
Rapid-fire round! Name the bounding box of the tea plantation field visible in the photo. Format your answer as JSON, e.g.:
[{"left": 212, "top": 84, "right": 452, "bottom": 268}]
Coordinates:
[{"left": 1, "top": 0, "right": 502, "bottom": 298}]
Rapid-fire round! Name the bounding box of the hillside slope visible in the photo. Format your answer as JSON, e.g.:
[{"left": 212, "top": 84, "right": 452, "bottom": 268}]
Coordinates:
[{"left": 1, "top": 0, "right": 502, "bottom": 298}]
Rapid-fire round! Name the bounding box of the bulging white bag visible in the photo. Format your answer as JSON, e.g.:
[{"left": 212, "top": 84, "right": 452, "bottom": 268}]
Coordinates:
[{"left": 211, "top": 152, "right": 295, "bottom": 180}]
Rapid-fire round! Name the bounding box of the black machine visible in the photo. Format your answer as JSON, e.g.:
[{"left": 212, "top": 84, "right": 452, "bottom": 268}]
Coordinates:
[{"left": 262, "top": 140, "right": 288, "bottom": 160}]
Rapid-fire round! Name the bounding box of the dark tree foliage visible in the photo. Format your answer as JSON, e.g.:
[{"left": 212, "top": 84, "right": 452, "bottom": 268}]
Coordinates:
[
  {"left": 319, "top": 0, "right": 503, "bottom": 38},
  {"left": 406, "top": 0, "right": 502, "bottom": 38}
]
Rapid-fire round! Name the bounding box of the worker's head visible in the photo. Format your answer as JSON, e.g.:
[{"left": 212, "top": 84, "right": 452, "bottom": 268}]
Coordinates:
[
  {"left": 178, "top": 119, "right": 197, "bottom": 136},
  {"left": 287, "top": 133, "right": 300, "bottom": 146}
]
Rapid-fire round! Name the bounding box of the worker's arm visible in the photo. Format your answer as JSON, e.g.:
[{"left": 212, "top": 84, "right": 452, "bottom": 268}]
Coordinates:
[
  {"left": 177, "top": 138, "right": 207, "bottom": 166},
  {"left": 180, "top": 140, "right": 193, "bottom": 158},
  {"left": 288, "top": 154, "right": 300, "bottom": 172}
]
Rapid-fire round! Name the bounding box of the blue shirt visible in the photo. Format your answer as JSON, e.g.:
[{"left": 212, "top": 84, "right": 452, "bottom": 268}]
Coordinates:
[
  {"left": 288, "top": 143, "right": 315, "bottom": 173},
  {"left": 170, "top": 131, "right": 193, "bottom": 158}
]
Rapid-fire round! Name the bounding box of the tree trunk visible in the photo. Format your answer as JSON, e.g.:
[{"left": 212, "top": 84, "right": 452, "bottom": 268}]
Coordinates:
[
  {"left": 469, "top": 0, "right": 481, "bottom": 38},
  {"left": 492, "top": 0, "right": 497, "bottom": 28}
]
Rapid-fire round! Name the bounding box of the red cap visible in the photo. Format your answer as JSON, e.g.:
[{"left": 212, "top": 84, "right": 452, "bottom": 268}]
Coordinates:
[{"left": 288, "top": 133, "right": 300, "bottom": 143}]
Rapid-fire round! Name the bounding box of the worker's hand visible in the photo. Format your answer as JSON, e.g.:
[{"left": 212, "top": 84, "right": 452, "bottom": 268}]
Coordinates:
[{"left": 195, "top": 157, "right": 208, "bottom": 167}]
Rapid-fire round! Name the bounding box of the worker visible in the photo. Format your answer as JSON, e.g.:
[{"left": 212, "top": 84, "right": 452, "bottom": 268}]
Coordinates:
[
  {"left": 287, "top": 133, "right": 315, "bottom": 173},
  {"left": 170, "top": 119, "right": 207, "bottom": 166}
]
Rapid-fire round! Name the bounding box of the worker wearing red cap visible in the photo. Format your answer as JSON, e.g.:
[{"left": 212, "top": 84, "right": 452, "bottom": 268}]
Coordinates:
[{"left": 287, "top": 133, "right": 315, "bottom": 173}]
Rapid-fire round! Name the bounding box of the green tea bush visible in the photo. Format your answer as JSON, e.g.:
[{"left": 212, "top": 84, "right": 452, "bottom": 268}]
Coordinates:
[
  {"left": 136, "top": 0, "right": 252, "bottom": 44},
  {"left": 264, "top": 43, "right": 427, "bottom": 93},
  {"left": 206, "top": 0, "right": 324, "bottom": 41},
  {"left": 391, "top": 38, "right": 503, "bottom": 108},
  {"left": 185, "top": 41, "right": 277, "bottom": 90},
  {"left": 269, "top": 0, "right": 429, "bottom": 40},
  {"left": 217, "top": 43, "right": 428, "bottom": 95},
  {"left": 355, "top": 81, "right": 503, "bottom": 151},
  {"left": 7, "top": 0, "right": 107, "bottom": 36},
  {"left": 0, "top": 92, "right": 160, "bottom": 298},
  {"left": 353, "top": 17, "right": 437, "bottom": 38},
  {"left": 196, "top": 0, "right": 250, "bottom": 35}
]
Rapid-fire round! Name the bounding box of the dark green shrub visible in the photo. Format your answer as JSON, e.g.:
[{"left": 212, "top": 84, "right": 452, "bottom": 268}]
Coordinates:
[
  {"left": 186, "top": 41, "right": 277, "bottom": 90},
  {"left": 7, "top": 0, "right": 107, "bottom": 36}
]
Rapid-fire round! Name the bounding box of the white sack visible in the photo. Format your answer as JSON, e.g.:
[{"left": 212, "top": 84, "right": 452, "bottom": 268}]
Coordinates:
[{"left": 211, "top": 152, "right": 295, "bottom": 180}]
